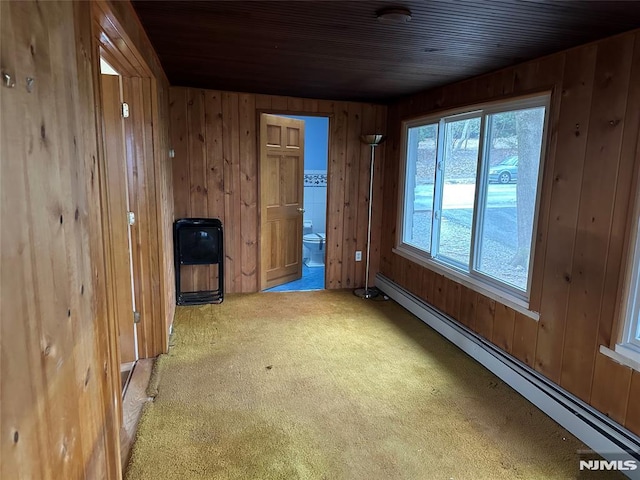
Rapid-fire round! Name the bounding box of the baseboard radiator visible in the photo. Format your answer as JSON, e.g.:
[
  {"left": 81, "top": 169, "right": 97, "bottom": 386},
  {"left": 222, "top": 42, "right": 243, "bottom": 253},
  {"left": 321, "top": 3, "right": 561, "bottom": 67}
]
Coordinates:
[{"left": 376, "top": 273, "right": 640, "bottom": 479}]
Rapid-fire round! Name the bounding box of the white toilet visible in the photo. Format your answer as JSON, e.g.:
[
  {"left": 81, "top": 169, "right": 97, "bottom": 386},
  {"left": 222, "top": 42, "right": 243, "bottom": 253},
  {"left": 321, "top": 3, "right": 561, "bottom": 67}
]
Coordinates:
[{"left": 303, "top": 232, "right": 326, "bottom": 267}]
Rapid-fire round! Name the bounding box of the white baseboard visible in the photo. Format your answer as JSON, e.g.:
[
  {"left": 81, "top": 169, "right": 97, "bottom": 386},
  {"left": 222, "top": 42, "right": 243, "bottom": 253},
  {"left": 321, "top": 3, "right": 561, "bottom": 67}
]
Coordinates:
[{"left": 376, "top": 273, "right": 640, "bottom": 479}]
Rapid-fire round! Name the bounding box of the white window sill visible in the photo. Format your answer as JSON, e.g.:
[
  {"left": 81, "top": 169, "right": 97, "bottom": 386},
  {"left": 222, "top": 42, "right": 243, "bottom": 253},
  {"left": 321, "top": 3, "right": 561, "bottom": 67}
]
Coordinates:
[
  {"left": 392, "top": 246, "right": 540, "bottom": 321},
  {"left": 600, "top": 344, "right": 640, "bottom": 373}
]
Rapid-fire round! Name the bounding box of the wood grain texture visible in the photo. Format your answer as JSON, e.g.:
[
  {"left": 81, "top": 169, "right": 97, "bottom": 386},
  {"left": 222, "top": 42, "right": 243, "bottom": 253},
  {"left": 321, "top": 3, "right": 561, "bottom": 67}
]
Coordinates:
[
  {"left": 132, "top": 0, "right": 640, "bottom": 102},
  {"left": 511, "top": 313, "right": 538, "bottom": 368},
  {"left": 590, "top": 354, "right": 631, "bottom": 424},
  {"left": 2, "top": 1, "right": 174, "bottom": 478},
  {"left": 101, "top": 74, "right": 136, "bottom": 364},
  {"left": 171, "top": 88, "right": 387, "bottom": 292},
  {"left": 342, "top": 103, "right": 363, "bottom": 288},
  {"left": 492, "top": 304, "right": 516, "bottom": 354},
  {"left": 626, "top": 371, "right": 640, "bottom": 434},
  {"left": 119, "top": 359, "right": 154, "bottom": 470},
  {"left": 259, "top": 114, "right": 305, "bottom": 289},
  {"left": 601, "top": 32, "right": 640, "bottom": 349},
  {"left": 535, "top": 45, "right": 597, "bottom": 382},
  {"left": 326, "top": 106, "right": 348, "bottom": 289},
  {"left": 458, "top": 286, "right": 477, "bottom": 331},
  {"left": 560, "top": 34, "right": 633, "bottom": 402},
  {"left": 186, "top": 88, "right": 209, "bottom": 291},
  {"left": 475, "top": 296, "right": 496, "bottom": 341},
  {"left": 379, "top": 29, "right": 640, "bottom": 436},
  {"left": 97, "top": 1, "right": 174, "bottom": 358},
  {"left": 1, "top": 1, "right": 121, "bottom": 478},
  {"left": 239, "top": 94, "right": 258, "bottom": 292}
]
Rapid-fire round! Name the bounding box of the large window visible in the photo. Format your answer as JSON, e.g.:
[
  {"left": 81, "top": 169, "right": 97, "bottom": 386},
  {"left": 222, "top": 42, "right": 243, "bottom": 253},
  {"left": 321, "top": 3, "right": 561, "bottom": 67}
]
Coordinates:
[{"left": 398, "top": 95, "right": 549, "bottom": 303}]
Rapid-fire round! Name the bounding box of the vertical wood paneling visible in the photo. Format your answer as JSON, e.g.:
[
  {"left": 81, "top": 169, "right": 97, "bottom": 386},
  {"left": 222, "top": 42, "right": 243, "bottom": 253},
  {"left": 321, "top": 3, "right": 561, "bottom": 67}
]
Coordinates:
[
  {"left": 535, "top": 46, "right": 597, "bottom": 381},
  {"left": 599, "top": 33, "right": 640, "bottom": 348},
  {"left": 2, "top": 1, "right": 121, "bottom": 477},
  {"left": 432, "top": 274, "right": 447, "bottom": 313},
  {"left": 379, "top": 105, "right": 402, "bottom": 277},
  {"left": 458, "top": 286, "right": 477, "bottom": 331},
  {"left": 255, "top": 94, "right": 272, "bottom": 110},
  {"left": 420, "top": 267, "right": 435, "bottom": 306},
  {"left": 222, "top": 92, "right": 241, "bottom": 292},
  {"left": 271, "top": 95, "right": 288, "bottom": 111},
  {"left": 3, "top": 1, "right": 173, "bottom": 478},
  {"left": 239, "top": 93, "right": 258, "bottom": 292},
  {"left": 342, "top": 103, "right": 363, "bottom": 288},
  {"left": 626, "top": 372, "right": 640, "bottom": 433},
  {"left": 287, "top": 96, "right": 304, "bottom": 112},
  {"left": 303, "top": 98, "right": 319, "bottom": 112},
  {"left": 170, "top": 88, "right": 195, "bottom": 291},
  {"left": 560, "top": 36, "right": 633, "bottom": 401},
  {"left": 512, "top": 313, "right": 538, "bottom": 368},
  {"left": 117, "top": 72, "right": 173, "bottom": 359},
  {"left": 590, "top": 354, "right": 632, "bottom": 424},
  {"left": 444, "top": 281, "right": 461, "bottom": 319},
  {"left": 204, "top": 90, "right": 224, "bottom": 289},
  {"left": 492, "top": 304, "right": 516, "bottom": 354},
  {"left": 120, "top": 76, "right": 144, "bottom": 363},
  {"left": 186, "top": 89, "right": 208, "bottom": 290},
  {"left": 187, "top": 89, "right": 208, "bottom": 218},
  {"left": 172, "top": 90, "right": 386, "bottom": 293},
  {"left": 204, "top": 91, "right": 225, "bottom": 220},
  {"left": 475, "top": 296, "right": 496, "bottom": 341},
  {"left": 142, "top": 77, "right": 165, "bottom": 356},
  {"left": 169, "top": 87, "right": 190, "bottom": 219},
  {"left": 527, "top": 55, "right": 567, "bottom": 310},
  {"left": 327, "top": 105, "right": 348, "bottom": 288},
  {"left": 380, "top": 28, "right": 640, "bottom": 437}
]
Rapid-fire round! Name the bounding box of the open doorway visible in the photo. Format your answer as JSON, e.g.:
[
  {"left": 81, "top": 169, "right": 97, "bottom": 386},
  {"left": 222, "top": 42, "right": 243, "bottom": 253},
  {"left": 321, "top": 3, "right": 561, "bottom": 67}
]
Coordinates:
[
  {"left": 98, "top": 56, "right": 139, "bottom": 393},
  {"left": 260, "top": 114, "right": 329, "bottom": 292}
]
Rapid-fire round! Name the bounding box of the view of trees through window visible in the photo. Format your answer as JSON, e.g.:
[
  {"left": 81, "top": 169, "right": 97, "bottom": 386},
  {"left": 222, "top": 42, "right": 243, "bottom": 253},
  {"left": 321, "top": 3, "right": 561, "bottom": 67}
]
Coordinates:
[{"left": 402, "top": 98, "right": 547, "bottom": 294}]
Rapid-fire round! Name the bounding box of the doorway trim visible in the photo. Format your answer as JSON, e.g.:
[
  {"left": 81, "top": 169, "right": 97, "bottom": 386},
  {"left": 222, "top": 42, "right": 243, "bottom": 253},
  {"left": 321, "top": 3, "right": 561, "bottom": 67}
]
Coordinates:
[
  {"left": 256, "top": 110, "right": 332, "bottom": 292},
  {"left": 90, "top": 0, "right": 169, "bottom": 396}
]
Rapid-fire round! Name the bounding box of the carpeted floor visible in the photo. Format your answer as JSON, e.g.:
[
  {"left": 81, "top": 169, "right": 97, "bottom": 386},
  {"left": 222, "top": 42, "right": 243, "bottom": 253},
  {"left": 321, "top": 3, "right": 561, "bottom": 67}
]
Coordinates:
[{"left": 125, "top": 290, "right": 617, "bottom": 479}]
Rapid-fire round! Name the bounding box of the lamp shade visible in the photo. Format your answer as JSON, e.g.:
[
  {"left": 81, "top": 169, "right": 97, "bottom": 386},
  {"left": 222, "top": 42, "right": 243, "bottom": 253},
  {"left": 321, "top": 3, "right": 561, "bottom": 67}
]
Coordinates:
[{"left": 360, "top": 134, "right": 385, "bottom": 146}]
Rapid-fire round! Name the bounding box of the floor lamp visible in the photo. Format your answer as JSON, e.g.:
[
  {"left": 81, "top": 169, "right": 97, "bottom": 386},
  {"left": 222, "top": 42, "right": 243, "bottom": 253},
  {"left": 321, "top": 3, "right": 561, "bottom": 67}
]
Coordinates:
[{"left": 354, "top": 134, "right": 385, "bottom": 299}]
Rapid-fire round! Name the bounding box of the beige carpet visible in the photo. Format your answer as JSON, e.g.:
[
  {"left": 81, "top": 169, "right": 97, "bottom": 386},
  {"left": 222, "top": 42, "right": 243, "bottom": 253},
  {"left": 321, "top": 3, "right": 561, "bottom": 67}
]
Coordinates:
[{"left": 125, "top": 290, "right": 617, "bottom": 479}]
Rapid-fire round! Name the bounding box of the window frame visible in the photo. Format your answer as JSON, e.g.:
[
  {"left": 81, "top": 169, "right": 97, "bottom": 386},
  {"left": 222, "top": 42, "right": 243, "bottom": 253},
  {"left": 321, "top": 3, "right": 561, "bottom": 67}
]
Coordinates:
[
  {"left": 613, "top": 217, "right": 640, "bottom": 367},
  {"left": 395, "top": 93, "right": 551, "bottom": 316}
]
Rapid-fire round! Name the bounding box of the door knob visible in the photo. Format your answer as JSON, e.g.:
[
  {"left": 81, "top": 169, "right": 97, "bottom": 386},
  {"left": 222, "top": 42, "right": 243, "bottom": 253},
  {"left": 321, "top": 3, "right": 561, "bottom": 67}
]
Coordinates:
[{"left": 297, "top": 208, "right": 305, "bottom": 213}]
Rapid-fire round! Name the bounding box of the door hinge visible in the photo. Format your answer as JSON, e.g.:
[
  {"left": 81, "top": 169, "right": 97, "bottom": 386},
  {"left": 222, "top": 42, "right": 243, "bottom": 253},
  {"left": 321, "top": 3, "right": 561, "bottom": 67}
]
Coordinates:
[
  {"left": 133, "top": 311, "right": 141, "bottom": 324},
  {"left": 128, "top": 211, "right": 136, "bottom": 226},
  {"left": 121, "top": 102, "right": 130, "bottom": 118},
  {"left": 434, "top": 210, "right": 440, "bottom": 220}
]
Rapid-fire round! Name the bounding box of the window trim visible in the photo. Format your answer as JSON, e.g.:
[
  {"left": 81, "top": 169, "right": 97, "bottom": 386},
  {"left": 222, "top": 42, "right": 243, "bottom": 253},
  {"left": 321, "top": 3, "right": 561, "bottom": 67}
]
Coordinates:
[
  {"left": 396, "top": 93, "right": 551, "bottom": 316},
  {"left": 610, "top": 215, "right": 640, "bottom": 372}
]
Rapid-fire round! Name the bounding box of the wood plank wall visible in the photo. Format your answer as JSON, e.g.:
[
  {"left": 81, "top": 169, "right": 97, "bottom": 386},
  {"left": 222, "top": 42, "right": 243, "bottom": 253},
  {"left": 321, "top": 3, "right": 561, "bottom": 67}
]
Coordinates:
[
  {"left": 1, "top": 1, "right": 121, "bottom": 478},
  {"left": 121, "top": 76, "right": 172, "bottom": 357},
  {"left": 2, "top": 1, "right": 174, "bottom": 478},
  {"left": 170, "top": 88, "right": 387, "bottom": 293},
  {"left": 104, "top": 0, "right": 175, "bottom": 351},
  {"left": 381, "top": 29, "right": 640, "bottom": 436}
]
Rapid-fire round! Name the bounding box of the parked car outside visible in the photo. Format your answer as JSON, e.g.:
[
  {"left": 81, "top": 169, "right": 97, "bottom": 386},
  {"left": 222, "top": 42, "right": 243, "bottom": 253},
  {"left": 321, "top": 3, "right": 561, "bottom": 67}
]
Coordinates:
[{"left": 488, "top": 156, "right": 518, "bottom": 184}]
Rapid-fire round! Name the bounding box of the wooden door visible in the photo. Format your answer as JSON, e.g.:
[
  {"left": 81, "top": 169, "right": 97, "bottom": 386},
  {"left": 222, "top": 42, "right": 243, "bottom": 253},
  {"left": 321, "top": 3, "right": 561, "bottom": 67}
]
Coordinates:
[
  {"left": 100, "top": 73, "right": 137, "bottom": 364},
  {"left": 260, "top": 114, "right": 305, "bottom": 289}
]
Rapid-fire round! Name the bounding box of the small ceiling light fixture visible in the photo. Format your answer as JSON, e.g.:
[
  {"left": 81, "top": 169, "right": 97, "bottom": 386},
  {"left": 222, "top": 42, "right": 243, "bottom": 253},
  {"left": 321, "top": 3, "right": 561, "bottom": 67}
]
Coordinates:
[{"left": 376, "top": 7, "right": 412, "bottom": 24}]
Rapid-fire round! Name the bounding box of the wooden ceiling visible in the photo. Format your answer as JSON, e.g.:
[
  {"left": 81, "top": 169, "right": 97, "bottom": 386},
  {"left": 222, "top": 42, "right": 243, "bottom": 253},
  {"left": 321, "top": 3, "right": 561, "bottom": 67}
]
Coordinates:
[{"left": 132, "top": 1, "right": 640, "bottom": 103}]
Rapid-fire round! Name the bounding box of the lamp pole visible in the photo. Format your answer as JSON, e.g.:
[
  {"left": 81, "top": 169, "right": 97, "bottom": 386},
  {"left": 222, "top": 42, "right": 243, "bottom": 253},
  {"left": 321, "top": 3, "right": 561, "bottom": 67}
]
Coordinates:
[{"left": 354, "top": 134, "right": 385, "bottom": 299}]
